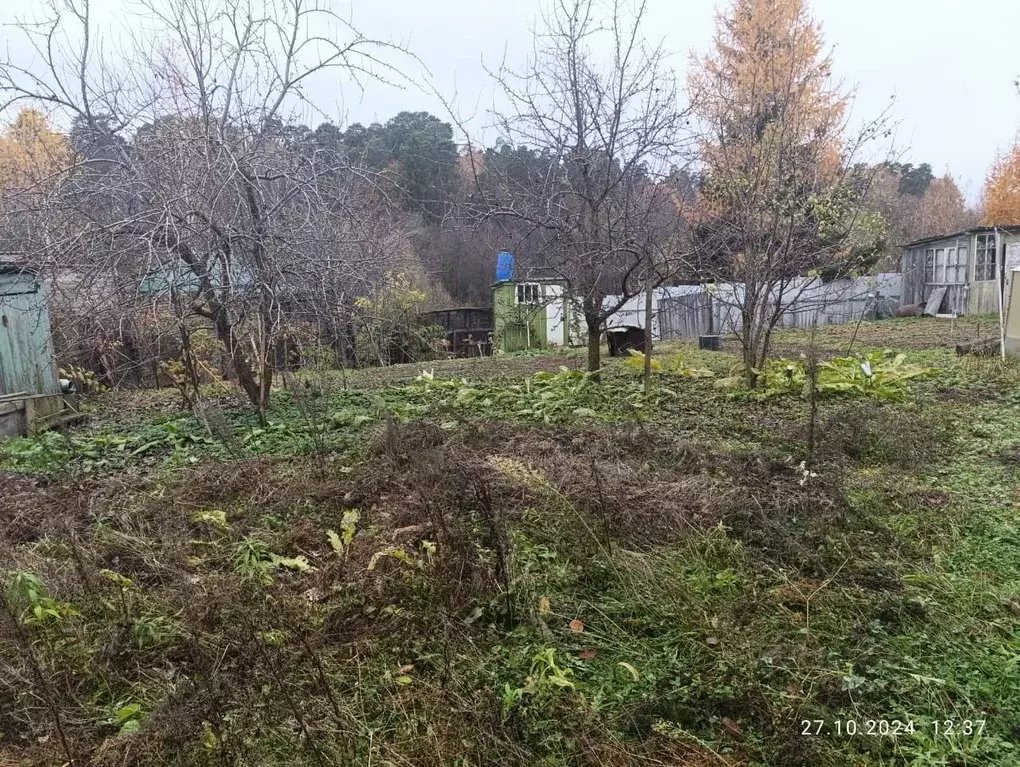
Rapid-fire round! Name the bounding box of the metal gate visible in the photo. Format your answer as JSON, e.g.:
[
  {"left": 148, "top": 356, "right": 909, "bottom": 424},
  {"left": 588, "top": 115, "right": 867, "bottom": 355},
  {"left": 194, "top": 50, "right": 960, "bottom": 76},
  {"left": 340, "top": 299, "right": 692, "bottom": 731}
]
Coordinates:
[{"left": 659, "top": 293, "right": 713, "bottom": 340}]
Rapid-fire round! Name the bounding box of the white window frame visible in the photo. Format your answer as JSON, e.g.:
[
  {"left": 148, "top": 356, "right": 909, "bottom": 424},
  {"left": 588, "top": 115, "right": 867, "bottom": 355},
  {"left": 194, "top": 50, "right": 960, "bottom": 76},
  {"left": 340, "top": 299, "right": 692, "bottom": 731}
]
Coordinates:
[
  {"left": 945, "top": 248, "right": 957, "bottom": 283},
  {"left": 956, "top": 246, "right": 969, "bottom": 284},
  {"left": 516, "top": 282, "right": 542, "bottom": 305},
  {"left": 975, "top": 234, "right": 997, "bottom": 281}
]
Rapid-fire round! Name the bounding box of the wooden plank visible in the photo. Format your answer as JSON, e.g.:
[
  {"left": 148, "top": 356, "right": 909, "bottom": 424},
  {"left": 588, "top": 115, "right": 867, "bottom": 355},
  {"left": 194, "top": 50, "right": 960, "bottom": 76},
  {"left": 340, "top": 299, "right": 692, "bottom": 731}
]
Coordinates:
[
  {"left": 924, "top": 286, "right": 948, "bottom": 316},
  {"left": 0, "top": 391, "right": 59, "bottom": 403},
  {"left": 660, "top": 293, "right": 712, "bottom": 340},
  {"left": 0, "top": 400, "right": 25, "bottom": 416}
]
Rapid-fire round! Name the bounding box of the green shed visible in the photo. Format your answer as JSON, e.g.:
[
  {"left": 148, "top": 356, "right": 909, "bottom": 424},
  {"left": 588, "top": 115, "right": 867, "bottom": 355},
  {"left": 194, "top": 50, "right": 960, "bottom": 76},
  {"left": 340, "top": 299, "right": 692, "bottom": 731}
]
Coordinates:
[
  {"left": 0, "top": 262, "right": 64, "bottom": 436},
  {"left": 492, "top": 278, "right": 578, "bottom": 353}
]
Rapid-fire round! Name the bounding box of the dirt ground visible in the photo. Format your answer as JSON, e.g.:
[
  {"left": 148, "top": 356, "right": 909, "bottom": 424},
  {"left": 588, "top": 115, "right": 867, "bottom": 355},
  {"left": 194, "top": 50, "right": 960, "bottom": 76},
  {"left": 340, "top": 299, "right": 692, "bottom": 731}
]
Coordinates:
[
  {"left": 770, "top": 314, "right": 1001, "bottom": 355},
  {"left": 3, "top": 312, "right": 1020, "bottom": 766}
]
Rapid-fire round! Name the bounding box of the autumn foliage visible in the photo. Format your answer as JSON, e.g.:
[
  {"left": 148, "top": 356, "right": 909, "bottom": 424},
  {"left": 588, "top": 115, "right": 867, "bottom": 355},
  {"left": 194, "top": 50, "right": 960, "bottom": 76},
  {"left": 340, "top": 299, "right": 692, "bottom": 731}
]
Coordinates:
[
  {"left": 982, "top": 139, "right": 1020, "bottom": 225},
  {"left": 0, "top": 108, "right": 70, "bottom": 190},
  {"left": 687, "top": 0, "right": 884, "bottom": 385},
  {"left": 690, "top": 0, "right": 848, "bottom": 197},
  {"left": 865, "top": 166, "right": 975, "bottom": 266}
]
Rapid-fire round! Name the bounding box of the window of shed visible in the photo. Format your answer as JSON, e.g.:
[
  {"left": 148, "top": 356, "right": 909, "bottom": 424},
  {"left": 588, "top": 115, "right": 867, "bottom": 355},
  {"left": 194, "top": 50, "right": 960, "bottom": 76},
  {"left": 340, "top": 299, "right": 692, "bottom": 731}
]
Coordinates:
[
  {"left": 935, "top": 248, "right": 946, "bottom": 282},
  {"left": 944, "top": 248, "right": 963, "bottom": 283},
  {"left": 925, "top": 249, "right": 935, "bottom": 283},
  {"left": 955, "top": 247, "right": 969, "bottom": 283},
  {"left": 516, "top": 283, "right": 541, "bottom": 304},
  {"left": 975, "top": 234, "right": 997, "bottom": 281}
]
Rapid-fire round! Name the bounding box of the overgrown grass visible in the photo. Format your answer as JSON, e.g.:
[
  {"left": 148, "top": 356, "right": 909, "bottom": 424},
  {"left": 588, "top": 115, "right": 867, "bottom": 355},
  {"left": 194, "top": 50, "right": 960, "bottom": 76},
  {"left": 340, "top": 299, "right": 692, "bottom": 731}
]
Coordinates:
[{"left": 2, "top": 323, "right": 1019, "bottom": 766}]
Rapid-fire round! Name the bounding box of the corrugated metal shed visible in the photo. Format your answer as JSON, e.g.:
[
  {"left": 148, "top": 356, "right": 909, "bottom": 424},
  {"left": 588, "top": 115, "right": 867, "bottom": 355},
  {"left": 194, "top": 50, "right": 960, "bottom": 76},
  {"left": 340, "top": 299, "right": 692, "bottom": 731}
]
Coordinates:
[
  {"left": 0, "top": 263, "right": 59, "bottom": 397},
  {"left": 902, "top": 225, "right": 1020, "bottom": 249}
]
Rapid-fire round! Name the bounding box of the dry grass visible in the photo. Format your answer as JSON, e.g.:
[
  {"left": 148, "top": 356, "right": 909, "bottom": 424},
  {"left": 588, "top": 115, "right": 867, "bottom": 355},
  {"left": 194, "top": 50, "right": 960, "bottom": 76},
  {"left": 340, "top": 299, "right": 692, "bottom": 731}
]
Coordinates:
[
  {"left": 3, "top": 315, "right": 1019, "bottom": 766},
  {"left": 0, "top": 412, "right": 870, "bottom": 766},
  {"left": 770, "top": 314, "right": 1000, "bottom": 355},
  {"left": 341, "top": 347, "right": 586, "bottom": 387}
]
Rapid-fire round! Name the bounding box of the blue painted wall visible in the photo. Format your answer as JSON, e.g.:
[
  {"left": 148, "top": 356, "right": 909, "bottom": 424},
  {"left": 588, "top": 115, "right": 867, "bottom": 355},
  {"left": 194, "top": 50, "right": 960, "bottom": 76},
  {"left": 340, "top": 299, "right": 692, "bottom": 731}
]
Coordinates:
[{"left": 0, "top": 270, "right": 59, "bottom": 396}]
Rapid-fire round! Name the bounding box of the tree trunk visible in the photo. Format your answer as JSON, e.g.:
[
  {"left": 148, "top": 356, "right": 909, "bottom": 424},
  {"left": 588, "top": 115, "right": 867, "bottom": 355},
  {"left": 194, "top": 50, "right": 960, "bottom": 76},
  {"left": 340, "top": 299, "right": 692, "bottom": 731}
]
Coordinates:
[
  {"left": 758, "top": 327, "right": 774, "bottom": 374},
  {"left": 165, "top": 235, "right": 267, "bottom": 418},
  {"left": 178, "top": 323, "right": 200, "bottom": 409},
  {"left": 741, "top": 306, "right": 758, "bottom": 388},
  {"left": 586, "top": 315, "right": 602, "bottom": 377},
  {"left": 212, "top": 311, "right": 263, "bottom": 421},
  {"left": 742, "top": 287, "right": 768, "bottom": 388},
  {"left": 229, "top": 347, "right": 263, "bottom": 419},
  {"left": 806, "top": 324, "right": 819, "bottom": 462},
  {"left": 643, "top": 284, "right": 654, "bottom": 394},
  {"left": 743, "top": 345, "right": 758, "bottom": 388}
]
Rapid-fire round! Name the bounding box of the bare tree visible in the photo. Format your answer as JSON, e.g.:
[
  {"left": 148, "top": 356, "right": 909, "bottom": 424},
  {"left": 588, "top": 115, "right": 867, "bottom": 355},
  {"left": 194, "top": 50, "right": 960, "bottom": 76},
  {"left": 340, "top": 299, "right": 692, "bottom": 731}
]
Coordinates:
[
  {"left": 0, "top": 0, "right": 408, "bottom": 418},
  {"left": 462, "top": 0, "right": 694, "bottom": 374}
]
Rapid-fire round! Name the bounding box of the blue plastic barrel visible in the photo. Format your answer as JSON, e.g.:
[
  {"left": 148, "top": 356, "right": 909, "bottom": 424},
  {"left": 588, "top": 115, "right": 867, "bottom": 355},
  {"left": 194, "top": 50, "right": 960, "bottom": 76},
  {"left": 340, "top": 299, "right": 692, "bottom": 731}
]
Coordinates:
[{"left": 495, "top": 250, "right": 515, "bottom": 282}]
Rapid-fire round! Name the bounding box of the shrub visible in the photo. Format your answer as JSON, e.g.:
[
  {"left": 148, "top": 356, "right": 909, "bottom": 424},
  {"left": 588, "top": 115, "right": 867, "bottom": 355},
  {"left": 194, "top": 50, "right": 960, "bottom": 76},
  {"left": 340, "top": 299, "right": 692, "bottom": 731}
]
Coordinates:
[
  {"left": 815, "top": 402, "right": 952, "bottom": 469},
  {"left": 718, "top": 350, "right": 932, "bottom": 401},
  {"left": 354, "top": 272, "right": 445, "bottom": 365}
]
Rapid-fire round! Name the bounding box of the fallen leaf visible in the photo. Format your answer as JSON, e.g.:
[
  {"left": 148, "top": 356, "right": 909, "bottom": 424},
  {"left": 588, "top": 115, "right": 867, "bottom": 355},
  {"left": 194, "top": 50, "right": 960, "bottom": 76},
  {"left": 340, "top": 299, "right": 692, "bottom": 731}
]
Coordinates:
[
  {"left": 398, "top": 664, "right": 414, "bottom": 674},
  {"left": 579, "top": 648, "right": 597, "bottom": 660},
  {"left": 538, "top": 597, "right": 551, "bottom": 614},
  {"left": 617, "top": 661, "right": 640, "bottom": 681},
  {"left": 722, "top": 718, "right": 743, "bottom": 738},
  {"left": 569, "top": 619, "right": 585, "bottom": 633},
  {"left": 706, "top": 636, "right": 720, "bottom": 647}
]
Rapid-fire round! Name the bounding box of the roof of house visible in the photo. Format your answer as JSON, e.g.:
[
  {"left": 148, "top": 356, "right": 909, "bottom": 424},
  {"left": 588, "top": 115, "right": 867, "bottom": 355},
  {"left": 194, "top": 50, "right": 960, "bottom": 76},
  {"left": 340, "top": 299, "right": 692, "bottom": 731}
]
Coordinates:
[
  {"left": 491, "top": 276, "right": 566, "bottom": 287},
  {"left": 425, "top": 306, "right": 492, "bottom": 314},
  {"left": 903, "top": 225, "right": 1020, "bottom": 249},
  {"left": 0, "top": 253, "right": 36, "bottom": 276}
]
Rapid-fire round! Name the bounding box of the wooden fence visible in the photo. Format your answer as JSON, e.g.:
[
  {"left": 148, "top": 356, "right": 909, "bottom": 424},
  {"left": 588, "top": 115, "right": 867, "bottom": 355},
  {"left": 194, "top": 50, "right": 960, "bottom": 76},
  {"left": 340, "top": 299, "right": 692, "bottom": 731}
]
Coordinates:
[{"left": 659, "top": 292, "right": 715, "bottom": 339}]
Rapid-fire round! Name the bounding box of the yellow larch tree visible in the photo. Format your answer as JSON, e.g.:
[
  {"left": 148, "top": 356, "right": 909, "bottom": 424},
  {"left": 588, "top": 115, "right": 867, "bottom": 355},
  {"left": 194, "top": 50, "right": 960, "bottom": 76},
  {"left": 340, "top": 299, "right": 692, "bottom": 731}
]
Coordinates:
[
  {"left": 688, "top": 0, "right": 884, "bottom": 386},
  {"left": 690, "top": 0, "right": 848, "bottom": 195},
  {"left": 0, "top": 108, "right": 71, "bottom": 190}
]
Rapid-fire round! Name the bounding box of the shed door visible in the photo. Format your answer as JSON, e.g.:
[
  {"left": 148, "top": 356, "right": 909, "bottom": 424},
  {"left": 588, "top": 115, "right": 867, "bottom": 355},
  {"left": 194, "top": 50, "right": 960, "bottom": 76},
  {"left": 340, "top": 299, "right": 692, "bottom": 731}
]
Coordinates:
[
  {"left": 545, "top": 285, "right": 564, "bottom": 346},
  {"left": 0, "top": 276, "right": 59, "bottom": 396},
  {"left": 1006, "top": 242, "right": 1020, "bottom": 307}
]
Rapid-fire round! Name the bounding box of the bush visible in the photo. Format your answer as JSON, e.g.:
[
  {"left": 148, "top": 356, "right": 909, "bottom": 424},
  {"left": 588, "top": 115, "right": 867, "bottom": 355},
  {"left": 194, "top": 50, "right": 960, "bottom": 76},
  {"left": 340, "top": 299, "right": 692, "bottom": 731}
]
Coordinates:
[
  {"left": 718, "top": 350, "right": 932, "bottom": 401},
  {"left": 815, "top": 401, "right": 952, "bottom": 469},
  {"left": 354, "top": 272, "right": 446, "bottom": 365}
]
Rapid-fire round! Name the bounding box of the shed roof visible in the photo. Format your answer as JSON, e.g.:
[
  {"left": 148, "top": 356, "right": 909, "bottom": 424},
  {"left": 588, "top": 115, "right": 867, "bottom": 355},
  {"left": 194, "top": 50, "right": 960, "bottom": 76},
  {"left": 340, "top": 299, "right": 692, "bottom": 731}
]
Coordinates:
[
  {"left": 0, "top": 258, "right": 36, "bottom": 277},
  {"left": 426, "top": 306, "right": 492, "bottom": 313},
  {"left": 902, "top": 225, "right": 1020, "bottom": 249},
  {"left": 491, "top": 276, "right": 566, "bottom": 287}
]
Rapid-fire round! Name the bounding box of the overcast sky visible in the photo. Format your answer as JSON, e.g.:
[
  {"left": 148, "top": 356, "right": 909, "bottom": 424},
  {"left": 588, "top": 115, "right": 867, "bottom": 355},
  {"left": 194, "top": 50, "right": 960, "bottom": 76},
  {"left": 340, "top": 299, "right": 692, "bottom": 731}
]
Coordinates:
[{"left": 3, "top": 0, "right": 1019, "bottom": 202}]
